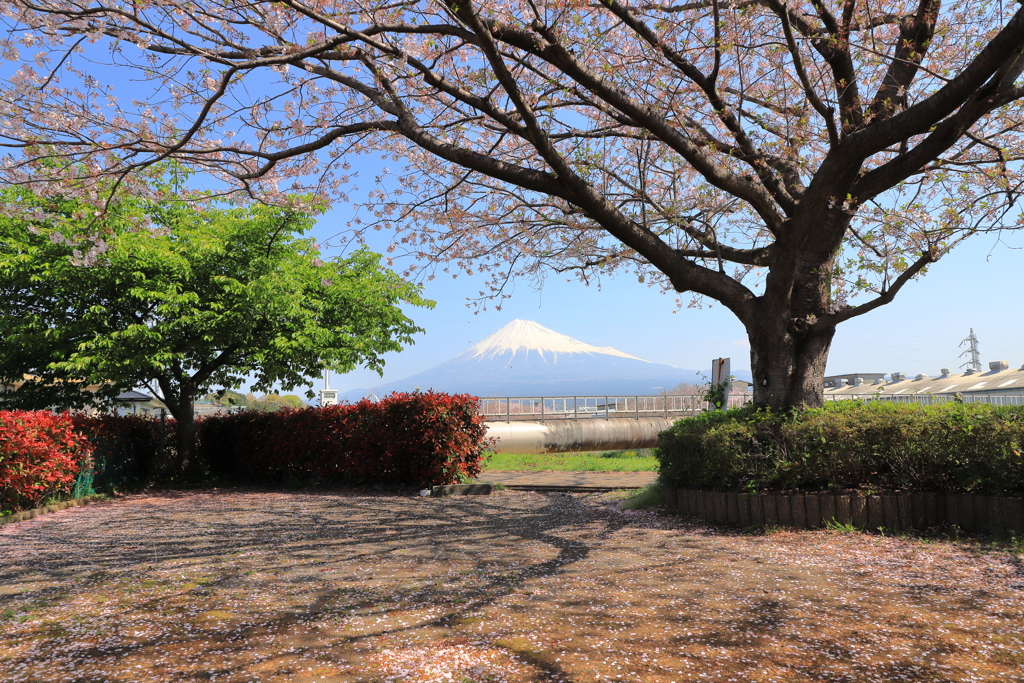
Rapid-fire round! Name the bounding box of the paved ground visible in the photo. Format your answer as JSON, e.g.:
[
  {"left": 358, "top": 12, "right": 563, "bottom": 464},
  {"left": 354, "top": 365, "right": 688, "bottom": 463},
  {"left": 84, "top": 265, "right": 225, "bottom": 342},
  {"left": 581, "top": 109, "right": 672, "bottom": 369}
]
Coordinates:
[
  {"left": 3, "top": 489, "right": 1023, "bottom": 682},
  {"left": 474, "top": 470, "right": 658, "bottom": 489}
]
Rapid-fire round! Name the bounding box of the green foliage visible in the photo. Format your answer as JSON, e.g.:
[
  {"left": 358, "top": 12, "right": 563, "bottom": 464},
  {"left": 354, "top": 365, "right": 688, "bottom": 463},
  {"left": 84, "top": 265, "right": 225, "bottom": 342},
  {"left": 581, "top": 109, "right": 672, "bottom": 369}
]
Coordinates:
[
  {"left": 824, "top": 518, "right": 858, "bottom": 533},
  {"left": 201, "top": 390, "right": 305, "bottom": 412},
  {"left": 202, "top": 390, "right": 250, "bottom": 408},
  {"left": 656, "top": 401, "right": 1024, "bottom": 495},
  {"left": 0, "top": 183, "right": 430, "bottom": 429},
  {"left": 619, "top": 483, "right": 663, "bottom": 510},
  {"left": 700, "top": 376, "right": 734, "bottom": 411},
  {"left": 247, "top": 394, "right": 306, "bottom": 412}
]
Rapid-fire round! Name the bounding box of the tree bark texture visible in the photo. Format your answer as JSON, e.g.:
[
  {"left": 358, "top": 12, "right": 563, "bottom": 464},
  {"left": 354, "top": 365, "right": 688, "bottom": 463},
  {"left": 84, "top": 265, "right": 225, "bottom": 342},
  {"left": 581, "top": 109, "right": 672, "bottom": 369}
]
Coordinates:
[
  {"left": 175, "top": 409, "right": 198, "bottom": 478},
  {"left": 157, "top": 374, "right": 200, "bottom": 478}
]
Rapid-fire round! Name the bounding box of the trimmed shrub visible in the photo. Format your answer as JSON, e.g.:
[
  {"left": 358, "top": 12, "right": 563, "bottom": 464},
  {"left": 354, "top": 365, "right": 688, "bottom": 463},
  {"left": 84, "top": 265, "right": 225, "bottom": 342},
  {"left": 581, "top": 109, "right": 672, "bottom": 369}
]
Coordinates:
[
  {"left": 202, "top": 391, "right": 490, "bottom": 487},
  {"left": 71, "top": 414, "right": 179, "bottom": 491},
  {"left": 0, "top": 410, "right": 94, "bottom": 512},
  {"left": 656, "top": 401, "right": 1024, "bottom": 495},
  {"left": 3, "top": 392, "right": 490, "bottom": 494}
]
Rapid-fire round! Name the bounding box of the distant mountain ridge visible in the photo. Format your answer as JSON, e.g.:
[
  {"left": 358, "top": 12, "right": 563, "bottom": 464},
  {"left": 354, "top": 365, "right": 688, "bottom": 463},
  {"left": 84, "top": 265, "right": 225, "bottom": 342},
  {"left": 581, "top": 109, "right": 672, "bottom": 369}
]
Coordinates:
[{"left": 341, "top": 319, "right": 750, "bottom": 400}]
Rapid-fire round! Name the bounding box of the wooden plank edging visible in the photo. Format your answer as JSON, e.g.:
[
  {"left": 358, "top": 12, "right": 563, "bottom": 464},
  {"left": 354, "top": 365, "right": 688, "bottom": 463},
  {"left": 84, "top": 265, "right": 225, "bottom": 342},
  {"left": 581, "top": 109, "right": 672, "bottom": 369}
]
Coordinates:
[
  {"left": 0, "top": 495, "right": 106, "bottom": 527},
  {"left": 671, "top": 489, "right": 1024, "bottom": 535}
]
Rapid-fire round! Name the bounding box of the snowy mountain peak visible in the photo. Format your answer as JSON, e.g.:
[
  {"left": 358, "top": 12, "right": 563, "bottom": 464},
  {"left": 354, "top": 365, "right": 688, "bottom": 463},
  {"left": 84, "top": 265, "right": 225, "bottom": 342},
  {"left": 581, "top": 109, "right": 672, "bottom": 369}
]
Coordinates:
[{"left": 466, "top": 319, "right": 647, "bottom": 363}]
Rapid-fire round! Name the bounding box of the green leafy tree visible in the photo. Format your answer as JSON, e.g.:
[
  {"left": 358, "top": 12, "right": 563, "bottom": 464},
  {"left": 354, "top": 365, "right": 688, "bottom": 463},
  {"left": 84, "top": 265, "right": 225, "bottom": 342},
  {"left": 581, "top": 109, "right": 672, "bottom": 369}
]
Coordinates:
[
  {"left": 248, "top": 394, "right": 306, "bottom": 412},
  {"left": 0, "top": 189, "right": 431, "bottom": 473},
  {"left": 203, "top": 389, "right": 250, "bottom": 408}
]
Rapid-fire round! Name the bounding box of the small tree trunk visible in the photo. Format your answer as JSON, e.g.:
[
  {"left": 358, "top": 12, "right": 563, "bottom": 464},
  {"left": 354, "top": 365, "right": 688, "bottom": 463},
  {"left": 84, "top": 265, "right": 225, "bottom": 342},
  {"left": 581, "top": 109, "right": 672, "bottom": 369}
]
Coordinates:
[
  {"left": 165, "top": 386, "right": 198, "bottom": 478},
  {"left": 176, "top": 410, "right": 198, "bottom": 477}
]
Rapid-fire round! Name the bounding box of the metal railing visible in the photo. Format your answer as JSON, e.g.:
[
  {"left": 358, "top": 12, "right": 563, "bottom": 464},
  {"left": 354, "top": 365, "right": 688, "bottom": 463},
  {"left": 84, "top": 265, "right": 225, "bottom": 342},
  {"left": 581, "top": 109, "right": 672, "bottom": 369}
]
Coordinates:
[
  {"left": 478, "top": 393, "right": 753, "bottom": 421},
  {"left": 824, "top": 393, "right": 1024, "bottom": 406},
  {"left": 480, "top": 391, "right": 1024, "bottom": 421}
]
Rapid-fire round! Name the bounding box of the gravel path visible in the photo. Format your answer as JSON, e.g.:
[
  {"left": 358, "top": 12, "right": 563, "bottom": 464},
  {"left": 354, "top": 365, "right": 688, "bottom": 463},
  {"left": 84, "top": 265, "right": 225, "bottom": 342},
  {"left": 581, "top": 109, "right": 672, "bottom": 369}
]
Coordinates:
[{"left": 1, "top": 488, "right": 1023, "bottom": 682}]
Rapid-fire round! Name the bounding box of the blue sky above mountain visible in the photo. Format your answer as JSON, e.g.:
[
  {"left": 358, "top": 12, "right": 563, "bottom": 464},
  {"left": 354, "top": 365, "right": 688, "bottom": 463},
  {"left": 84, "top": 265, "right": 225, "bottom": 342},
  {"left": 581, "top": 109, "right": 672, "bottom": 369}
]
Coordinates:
[{"left": 340, "top": 319, "right": 752, "bottom": 400}]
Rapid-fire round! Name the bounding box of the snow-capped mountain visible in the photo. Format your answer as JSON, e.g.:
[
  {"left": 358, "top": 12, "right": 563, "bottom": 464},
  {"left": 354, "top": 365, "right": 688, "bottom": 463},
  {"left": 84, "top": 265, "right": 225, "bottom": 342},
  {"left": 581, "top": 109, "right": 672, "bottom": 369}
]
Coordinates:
[
  {"left": 465, "top": 319, "right": 646, "bottom": 363},
  {"left": 343, "top": 319, "right": 744, "bottom": 398}
]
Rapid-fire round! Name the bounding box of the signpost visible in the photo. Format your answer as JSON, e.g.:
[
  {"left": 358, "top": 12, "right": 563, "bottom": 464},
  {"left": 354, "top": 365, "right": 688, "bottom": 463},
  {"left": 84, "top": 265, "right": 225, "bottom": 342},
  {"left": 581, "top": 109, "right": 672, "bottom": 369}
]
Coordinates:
[{"left": 711, "top": 358, "right": 731, "bottom": 410}]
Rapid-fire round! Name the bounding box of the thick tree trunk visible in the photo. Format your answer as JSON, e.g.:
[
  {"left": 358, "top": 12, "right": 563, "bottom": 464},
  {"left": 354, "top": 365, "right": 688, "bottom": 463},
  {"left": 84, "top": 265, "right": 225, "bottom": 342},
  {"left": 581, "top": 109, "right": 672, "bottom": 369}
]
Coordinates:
[
  {"left": 749, "top": 325, "right": 835, "bottom": 409},
  {"left": 740, "top": 206, "right": 930, "bottom": 410},
  {"left": 156, "top": 373, "right": 205, "bottom": 479},
  {"left": 748, "top": 323, "right": 835, "bottom": 409},
  {"left": 747, "top": 253, "right": 839, "bottom": 410}
]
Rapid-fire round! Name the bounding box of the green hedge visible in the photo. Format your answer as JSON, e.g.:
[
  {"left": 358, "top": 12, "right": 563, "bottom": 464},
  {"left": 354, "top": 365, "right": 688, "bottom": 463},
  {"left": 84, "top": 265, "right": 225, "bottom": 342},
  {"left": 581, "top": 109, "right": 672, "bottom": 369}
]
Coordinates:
[{"left": 656, "top": 401, "right": 1024, "bottom": 495}]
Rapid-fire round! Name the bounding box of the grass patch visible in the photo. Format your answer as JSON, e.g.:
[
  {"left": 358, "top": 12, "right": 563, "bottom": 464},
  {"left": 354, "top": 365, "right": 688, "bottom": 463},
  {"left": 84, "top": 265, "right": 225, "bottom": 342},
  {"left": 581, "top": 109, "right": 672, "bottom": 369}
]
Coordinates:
[
  {"left": 483, "top": 448, "right": 658, "bottom": 472},
  {"left": 619, "top": 483, "right": 662, "bottom": 510},
  {"left": 824, "top": 518, "right": 858, "bottom": 533}
]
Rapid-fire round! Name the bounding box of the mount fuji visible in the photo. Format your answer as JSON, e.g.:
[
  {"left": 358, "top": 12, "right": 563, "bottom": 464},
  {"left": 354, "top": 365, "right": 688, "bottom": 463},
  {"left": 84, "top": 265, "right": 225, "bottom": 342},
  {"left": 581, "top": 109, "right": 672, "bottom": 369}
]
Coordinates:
[{"left": 343, "top": 319, "right": 745, "bottom": 399}]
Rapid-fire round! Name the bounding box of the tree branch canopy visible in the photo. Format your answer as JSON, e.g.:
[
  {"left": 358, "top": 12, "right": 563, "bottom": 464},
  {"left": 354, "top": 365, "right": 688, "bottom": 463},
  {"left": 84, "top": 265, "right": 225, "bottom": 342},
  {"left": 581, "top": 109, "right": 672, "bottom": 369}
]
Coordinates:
[{"left": 2, "top": 0, "right": 1023, "bottom": 407}]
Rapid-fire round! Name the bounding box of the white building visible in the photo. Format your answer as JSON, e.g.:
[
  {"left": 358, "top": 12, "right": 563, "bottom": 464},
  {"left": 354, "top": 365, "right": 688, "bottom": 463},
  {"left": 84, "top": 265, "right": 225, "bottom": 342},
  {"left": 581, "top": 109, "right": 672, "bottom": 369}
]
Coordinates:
[{"left": 823, "top": 361, "right": 1024, "bottom": 402}]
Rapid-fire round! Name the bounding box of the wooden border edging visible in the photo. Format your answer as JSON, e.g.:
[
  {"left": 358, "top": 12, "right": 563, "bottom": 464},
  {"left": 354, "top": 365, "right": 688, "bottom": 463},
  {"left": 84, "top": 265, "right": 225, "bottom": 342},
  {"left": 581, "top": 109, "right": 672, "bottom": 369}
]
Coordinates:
[
  {"left": 670, "top": 488, "right": 1024, "bottom": 535},
  {"left": 431, "top": 484, "right": 493, "bottom": 497},
  {"left": 0, "top": 495, "right": 106, "bottom": 527}
]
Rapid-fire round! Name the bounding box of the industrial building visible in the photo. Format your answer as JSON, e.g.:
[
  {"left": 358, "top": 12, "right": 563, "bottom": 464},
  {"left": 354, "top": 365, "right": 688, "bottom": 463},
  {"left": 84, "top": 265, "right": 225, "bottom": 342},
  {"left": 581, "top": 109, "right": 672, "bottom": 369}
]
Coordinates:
[{"left": 823, "top": 361, "right": 1024, "bottom": 400}]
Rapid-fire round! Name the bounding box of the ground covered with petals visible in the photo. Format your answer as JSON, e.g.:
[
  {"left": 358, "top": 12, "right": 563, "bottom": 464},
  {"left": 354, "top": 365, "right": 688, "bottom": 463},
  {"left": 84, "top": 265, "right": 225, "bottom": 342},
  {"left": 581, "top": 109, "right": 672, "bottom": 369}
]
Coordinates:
[{"left": 1, "top": 489, "right": 1022, "bottom": 682}]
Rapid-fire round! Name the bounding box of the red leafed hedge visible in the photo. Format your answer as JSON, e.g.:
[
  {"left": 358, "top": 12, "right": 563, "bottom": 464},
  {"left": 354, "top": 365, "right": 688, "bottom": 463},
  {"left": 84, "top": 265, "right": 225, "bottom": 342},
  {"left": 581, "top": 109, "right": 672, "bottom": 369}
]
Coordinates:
[
  {"left": 201, "top": 391, "right": 490, "bottom": 487},
  {"left": 0, "top": 410, "right": 94, "bottom": 512},
  {"left": 71, "top": 413, "right": 179, "bottom": 491}
]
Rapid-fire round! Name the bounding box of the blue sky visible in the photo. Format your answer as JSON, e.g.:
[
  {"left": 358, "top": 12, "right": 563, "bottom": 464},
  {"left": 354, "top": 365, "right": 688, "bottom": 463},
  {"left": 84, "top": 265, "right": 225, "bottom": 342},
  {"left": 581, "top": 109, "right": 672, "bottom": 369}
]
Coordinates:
[
  {"left": 4, "top": 39, "right": 1021, "bottom": 399},
  {"left": 306, "top": 187, "right": 1024, "bottom": 396}
]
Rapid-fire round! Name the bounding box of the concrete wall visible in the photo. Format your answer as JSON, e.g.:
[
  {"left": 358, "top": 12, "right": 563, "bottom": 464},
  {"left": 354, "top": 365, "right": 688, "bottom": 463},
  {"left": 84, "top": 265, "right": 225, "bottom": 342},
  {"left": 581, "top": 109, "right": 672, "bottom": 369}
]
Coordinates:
[{"left": 485, "top": 417, "right": 673, "bottom": 454}]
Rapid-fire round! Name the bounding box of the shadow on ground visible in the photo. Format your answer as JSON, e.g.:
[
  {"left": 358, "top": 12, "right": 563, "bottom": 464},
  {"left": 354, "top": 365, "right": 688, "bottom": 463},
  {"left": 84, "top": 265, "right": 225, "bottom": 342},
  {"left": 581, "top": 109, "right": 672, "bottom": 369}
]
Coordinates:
[{"left": 1, "top": 488, "right": 1022, "bottom": 682}]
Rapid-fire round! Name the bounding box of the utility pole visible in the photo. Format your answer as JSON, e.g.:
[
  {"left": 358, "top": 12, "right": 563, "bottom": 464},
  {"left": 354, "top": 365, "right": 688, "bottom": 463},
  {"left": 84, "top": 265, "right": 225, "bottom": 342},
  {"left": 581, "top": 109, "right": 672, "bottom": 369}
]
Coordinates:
[{"left": 958, "top": 328, "right": 982, "bottom": 372}]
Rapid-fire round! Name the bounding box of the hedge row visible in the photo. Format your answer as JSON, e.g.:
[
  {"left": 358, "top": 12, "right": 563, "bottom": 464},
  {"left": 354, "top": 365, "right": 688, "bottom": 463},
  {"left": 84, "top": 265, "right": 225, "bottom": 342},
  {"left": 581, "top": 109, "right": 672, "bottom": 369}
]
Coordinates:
[
  {"left": 72, "top": 413, "right": 179, "bottom": 492},
  {"left": 0, "top": 410, "right": 93, "bottom": 513},
  {"left": 657, "top": 401, "right": 1024, "bottom": 495},
  {"left": 0, "top": 392, "right": 490, "bottom": 511},
  {"left": 202, "top": 391, "right": 489, "bottom": 486}
]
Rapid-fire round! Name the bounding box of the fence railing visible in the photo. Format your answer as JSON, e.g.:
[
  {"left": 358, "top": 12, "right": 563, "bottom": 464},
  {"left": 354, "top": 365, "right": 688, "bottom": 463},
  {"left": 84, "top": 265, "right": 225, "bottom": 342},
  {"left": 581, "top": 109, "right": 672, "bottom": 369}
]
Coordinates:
[
  {"left": 478, "top": 393, "right": 753, "bottom": 421},
  {"left": 479, "top": 391, "right": 1024, "bottom": 421},
  {"left": 824, "top": 393, "right": 1024, "bottom": 406}
]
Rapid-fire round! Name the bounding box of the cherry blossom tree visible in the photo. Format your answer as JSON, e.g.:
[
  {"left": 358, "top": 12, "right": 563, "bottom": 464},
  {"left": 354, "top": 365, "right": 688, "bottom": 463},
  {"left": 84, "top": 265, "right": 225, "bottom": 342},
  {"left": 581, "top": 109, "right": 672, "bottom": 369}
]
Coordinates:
[{"left": 2, "top": 0, "right": 1023, "bottom": 408}]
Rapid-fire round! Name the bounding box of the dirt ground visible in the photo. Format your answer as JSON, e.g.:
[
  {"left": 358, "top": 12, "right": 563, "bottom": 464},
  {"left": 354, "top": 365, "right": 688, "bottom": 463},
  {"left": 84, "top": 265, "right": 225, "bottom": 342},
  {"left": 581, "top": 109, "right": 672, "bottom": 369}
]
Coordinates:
[{"left": 1, "top": 489, "right": 1023, "bottom": 682}]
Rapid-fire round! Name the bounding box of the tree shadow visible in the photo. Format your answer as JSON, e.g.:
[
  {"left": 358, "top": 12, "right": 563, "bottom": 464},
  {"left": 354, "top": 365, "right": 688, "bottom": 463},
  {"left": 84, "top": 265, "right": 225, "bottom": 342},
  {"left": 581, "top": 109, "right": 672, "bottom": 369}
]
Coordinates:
[{"left": 1, "top": 489, "right": 1020, "bottom": 682}]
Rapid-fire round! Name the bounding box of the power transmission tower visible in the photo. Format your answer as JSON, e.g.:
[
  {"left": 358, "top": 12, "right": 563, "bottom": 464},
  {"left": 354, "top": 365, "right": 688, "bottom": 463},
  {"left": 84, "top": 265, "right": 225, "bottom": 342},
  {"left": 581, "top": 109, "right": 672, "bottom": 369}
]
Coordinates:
[{"left": 958, "top": 328, "right": 982, "bottom": 372}]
